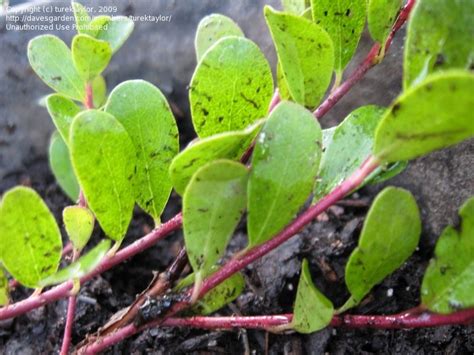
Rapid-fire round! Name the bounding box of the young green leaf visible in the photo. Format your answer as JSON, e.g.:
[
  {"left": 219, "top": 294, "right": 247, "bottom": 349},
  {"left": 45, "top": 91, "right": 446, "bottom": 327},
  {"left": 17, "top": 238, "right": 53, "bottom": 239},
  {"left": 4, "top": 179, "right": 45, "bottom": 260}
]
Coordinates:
[
  {"left": 49, "top": 131, "right": 80, "bottom": 201},
  {"left": 63, "top": 206, "right": 95, "bottom": 251},
  {"left": 72, "top": 34, "right": 112, "bottom": 81},
  {"left": 195, "top": 14, "right": 244, "bottom": 62},
  {"left": 314, "top": 106, "right": 385, "bottom": 201},
  {"left": 183, "top": 160, "right": 248, "bottom": 289},
  {"left": 404, "top": 0, "right": 474, "bottom": 89},
  {"left": 311, "top": 0, "right": 366, "bottom": 79},
  {"left": 282, "top": 0, "right": 311, "bottom": 15},
  {"left": 72, "top": 2, "right": 91, "bottom": 34},
  {"left": 374, "top": 71, "right": 474, "bottom": 163},
  {"left": 46, "top": 94, "right": 81, "bottom": 143},
  {"left": 95, "top": 16, "right": 134, "bottom": 53},
  {"left": 248, "top": 101, "right": 322, "bottom": 247},
  {"left": 276, "top": 61, "right": 291, "bottom": 101},
  {"left": 367, "top": 0, "right": 401, "bottom": 45},
  {"left": 421, "top": 196, "right": 474, "bottom": 314},
  {"left": 28, "top": 35, "right": 85, "bottom": 101},
  {"left": 92, "top": 75, "right": 107, "bottom": 108},
  {"left": 169, "top": 120, "right": 262, "bottom": 195},
  {"left": 0, "top": 267, "right": 9, "bottom": 306},
  {"left": 292, "top": 259, "right": 334, "bottom": 333},
  {"left": 70, "top": 110, "right": 136, "bottom": 241},
  {"left": 105, "top": 80, "right": 179, "bottom": 221},
  {"left": 344, "top": 187, "right": 421, "bottom": 308},
  {"left": 39, "top": 240, "right": 111, "bottom": 287},
  {"left": 0, "top": 187, "right": 62, "bottom": 288},
  {"left": 87, "top": 16, "right": 111, "bottom": 38},
  {"left": 189, "top": 36, "right": 273, "bottom": 138},
  {"left": 264, "top": 6, "right": 334, "bottom": 108}
]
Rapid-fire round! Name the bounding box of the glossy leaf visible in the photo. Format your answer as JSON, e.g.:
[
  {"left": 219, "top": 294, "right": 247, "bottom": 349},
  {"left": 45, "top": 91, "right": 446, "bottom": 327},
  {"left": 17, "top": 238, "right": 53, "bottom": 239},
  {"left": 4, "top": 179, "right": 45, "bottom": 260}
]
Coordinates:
[
  {"left": 95, "top": 16, "right": 134, "bottom": 53},
  {"left": 39, "top": 240, "right": 111, "bottom": 287},
  {"left": 70, "top": 110, "right": 136, "bottom": 241},
  {"left": 169, "top": 120, "right": 262, "bottom": 195},
  {"left": 28, "top": 35, "right": 85, "bottom": 101},
  {"left": 189, "top": 36, "right": 273, "bottom": 138},
  {"left": 195, "top": 14, "right": 244, "bottom": 62},
  {"left": 72, "top": 2, "right": 91, "bottom": 34},
  {"left": 265, "top": 7, "right": 334, "bottom": 108},
  {"left": 314, "top": 106, "right": 385, "bottom": 201},
  {"left": 0, "top": 267, "right": 9, "bottom": 306},
  {"left": 248, "top": 101, "right": 322, "bottom": 247},
  {"left": 183, "top": 160, "right": 248, "bottom": 286},
  {"left": 367, "top": 0, "right": 401, "bottom": 44},
  {"left": 72, "top": 34, "right": 112, "bottom": 81},
  {"left": 292, "top": 259, "right": 334, "bottom": 333},
  {"left": 46, "top": 94, "right": 81, "bottom": 143},
  {"left": 63, "top": 206, "right": 95, "bottom": 251},
  {"left": 282, "top": 0, "right": 311, "bottom": 15},
  {"left": 404, "top": 0, "right": 474, "bottom": 89},
  {"left": 311, "top": 0, "right": 366, "bottom": 76},
  {"left": 105, "top": 80, "right": 179, "bottom": 221},
  {"left": 92, "top": 75, "right": 107, "bottom": 108},
  {"left": 49, "top": 131, "right": 80, "bottom": 201},
  {"left": 421, "top": 197, "right": 474, "bottom": 314},
  {"left": 0, "top": 187, "right": 62, "bottom": 288},
  {"left": 344, "top": 187, "right": 421, "bottom": 307},
  {"left": 374, "top": 71, "right": 474, "bottom": 163}
]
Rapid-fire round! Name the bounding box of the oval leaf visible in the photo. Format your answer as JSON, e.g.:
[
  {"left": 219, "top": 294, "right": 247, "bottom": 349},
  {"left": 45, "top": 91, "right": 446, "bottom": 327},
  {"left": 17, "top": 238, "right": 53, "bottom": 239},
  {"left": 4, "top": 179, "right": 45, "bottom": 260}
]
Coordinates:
[
  {"left": 292, "top": 259, "right": 334, "bottom": 333},
  {"left": 0, "top": 187, "right": 62, "bottom": 288},
  {"left": 183, "top": 160, "right": 248, "bottom": 286},
  {"left": 367, "top": 0, "right": 402, "bottom": 44},
  {"left": 311, "top": 0, "right": 366, "bottom": 77},
  {"left": 63, "top": 206, "right": 95, "bottom": 251},
  {"left": 195, "top": 14, "right": 244, "bottom": 62},
  {"left": 0, "top": 267, "right": 9, "bottom": 306},
  {"left": 248, "top": 101, "right": 322, "bottom": 247},
  {"left": 39, "top": 240, "right": 111, "bottom": 287},
  {"left": 28, "top": 35, "right": 85, "bottom": 101},
  {"left": 169, "top": 120, "right": 262, "bottom": 195},
  {"left": 314, "top": 106, "right": 385, "bottom": 201},
  {"left": 72, "top": 34, "right": 112, "bottom": 81},
  {"left": 344, "top": 187, "right": 421, "bottom": 307},
  {"left": 95, "top": 16, "right": 134, "bottom": 53},
  {"left": 46, "top": 94, "right": 81, "bottom": 143},
  {"left": 189, "top": 36, "right": 273, "bottom": 138},
  {"left": 70, "top": 110, "right": 136, "bottom": 241},
  {"left": 72, "top": 2, "right": 91, "bottom": 34},
  {"left": 404, "top": 0, "right": 474, "bottom": 89},
  {"left": 49, "top": 131, "right": 80, "bottom": 201},
  {"left": 105, "top": 80, "right": 179, "bottom": 221},
  {"left": 265, "top": 6, "right": 334, "bottom": 108},
  {"left": 374, "top": 71, "right": 474, "bottom": 163},
  {"left": 421, "top": 197, "right": 474, "bottom": 314}
]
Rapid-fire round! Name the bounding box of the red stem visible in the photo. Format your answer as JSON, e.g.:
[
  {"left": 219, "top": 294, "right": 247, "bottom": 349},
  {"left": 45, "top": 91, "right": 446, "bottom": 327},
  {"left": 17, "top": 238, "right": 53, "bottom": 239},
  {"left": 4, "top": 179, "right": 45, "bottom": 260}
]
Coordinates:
[
  {"left": 61, "top": 295, "right": 77, "bottom": 355},
  {"left": 84, "top": 83, "right": 94, "bottom": 110}
]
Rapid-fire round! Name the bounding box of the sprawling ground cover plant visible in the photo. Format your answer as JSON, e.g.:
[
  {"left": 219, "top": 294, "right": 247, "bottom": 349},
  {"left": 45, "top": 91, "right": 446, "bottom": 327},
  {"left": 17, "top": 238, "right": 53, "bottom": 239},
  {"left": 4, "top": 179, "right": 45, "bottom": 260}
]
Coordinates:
[{"left": 0, "top": 0, "right": 473, "bottom": 353}]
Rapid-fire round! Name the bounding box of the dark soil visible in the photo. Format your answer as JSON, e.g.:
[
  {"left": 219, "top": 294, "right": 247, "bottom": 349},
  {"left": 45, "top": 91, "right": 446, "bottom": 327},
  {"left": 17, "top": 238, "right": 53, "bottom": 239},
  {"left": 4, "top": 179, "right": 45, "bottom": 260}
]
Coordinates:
[{"left": 1, "top": 154, "right": 473, "bottom": 355}]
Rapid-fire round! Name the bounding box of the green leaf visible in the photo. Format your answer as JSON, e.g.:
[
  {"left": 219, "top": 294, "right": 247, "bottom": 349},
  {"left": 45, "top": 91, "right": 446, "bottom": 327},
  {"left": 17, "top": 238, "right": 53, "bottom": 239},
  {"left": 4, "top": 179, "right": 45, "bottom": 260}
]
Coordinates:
[
  {"left": 39, "top": 240, "right": 111, "bottom": 287},
  {"left": 344, "top": 187, "right": 421, "bottom": 308},
  {"left": 292, "top": 259, "right": 334, "bottom": 333},
  {"left": 87, "top": 16, "right": 111, "bottom": 38},
  {"left": 72, "top": 34, "right": 112, "bottom": 81},
  {"left": 46, "top": 94, "right": 81, "bottom": 143},
  {"left": 194, "top": 14, "right": 244, "bottom": 62},
  {"left": 28, "top": 35, "right": 85, "bottom": 101},
  {"left": 95, "top": 16, "right": 134, "bottom": 53},
  {"left": 105, "top": 80, "right": 179, "bottom": 221},
  {"left": 421, "top": 197, "right": 474, "bottom": 314},
  {"left": 0, "top": 187, "right": 62, "bottom": 288},
  {"left": 374, "top": 71, "right": 474, "bottom": 163},
  {"left": 276, "top": 61, "right": 291, "bottom": 101},
  {"left": 189, "top": 36, "right": 273, "bottom": 138},
  {"left": 49, "top": 131, "right": 80, "bottom": 201},
  {"left": 169, "top": 120, "right": 262, "bottom": 195},
  {"left": 367, "top": 0, "right": 401, "bottom": 44},
  {"left": 311, "top": 0, "right": 366, "bottom": 77},
  {"left": 282, "top": 0, "right": 311, "bottom": 15},
  {"left": 63, "top": 206, "right": 95, "bottom": 251},
  {"left": 72, "top": 2, "right": 91, "bottom": 34},
  {"left": 183, "top": 160, "right": 248, "bottom": 287},
  {"left": 264, "top": 6, "right": 334, "bottom": 108},
  {"left": 314, "top": 106, "right": 385, "bottom": 201},
  {"left": 0, "top": 267, "right": 9, "bottom": 306},
  {"left": 404, "top": 0, "right": 474, "bottom": 89},
  {"left": 92, "top": 75, "right": 107, "bottom": 108},
  {"left": 70, "top": 110, "right": 136, "bottom": 241},
  {"left": 248, "top": 101, "right": 322, "bottom": 247}
]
